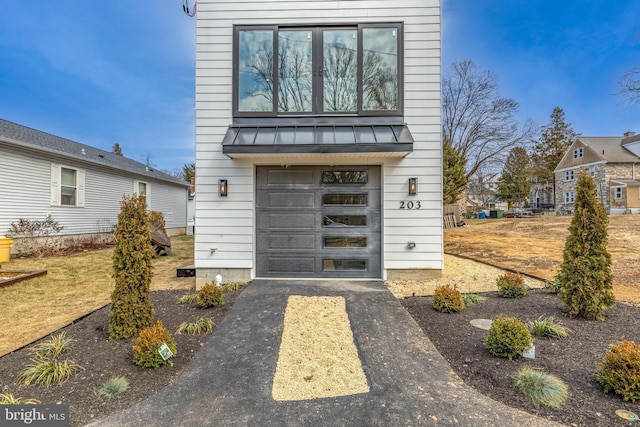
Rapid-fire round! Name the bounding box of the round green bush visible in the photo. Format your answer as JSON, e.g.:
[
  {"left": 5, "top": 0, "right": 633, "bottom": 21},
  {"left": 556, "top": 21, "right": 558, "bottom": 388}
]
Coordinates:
[
  {"left": 496, "top": 272, "right": 527, "bottom": 298},
  {"left": 132, "top": 320, "right": 177, "bottom": 368},
  {"left": 594, "top": 340, "right": 640, "bottom": 402},
  {"left": 432, "top": 284, "right": 465, "bottom": 313},
  {"left": 485, "top": 315, "right": 532, "bottom": 360},
  {"left": 196, "top": 283, "right": 225, "bottom": 308}
]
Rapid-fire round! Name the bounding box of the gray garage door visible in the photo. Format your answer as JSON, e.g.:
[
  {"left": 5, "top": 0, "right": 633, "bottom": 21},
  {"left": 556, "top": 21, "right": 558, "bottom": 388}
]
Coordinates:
[{"left": 256, "top": 166, "right": 381, "bottom": 278}]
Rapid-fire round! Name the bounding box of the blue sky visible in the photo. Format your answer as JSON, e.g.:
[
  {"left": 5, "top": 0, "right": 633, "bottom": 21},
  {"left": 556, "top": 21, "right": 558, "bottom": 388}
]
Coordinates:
[
  {"left": 0, "top": 1, "right": 639, "bottom": 172},
  {"left": 0, "top": 2, "right": 196, "bottom": 172},
  {"left": 443, "top": 0, "right": 640, "bottom": 138}
]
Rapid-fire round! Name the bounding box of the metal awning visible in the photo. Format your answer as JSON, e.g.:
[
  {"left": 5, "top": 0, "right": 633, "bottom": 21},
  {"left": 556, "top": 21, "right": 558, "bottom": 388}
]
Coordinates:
[{"left": 221, "top": 124, "right": 414, "bottom": 158}]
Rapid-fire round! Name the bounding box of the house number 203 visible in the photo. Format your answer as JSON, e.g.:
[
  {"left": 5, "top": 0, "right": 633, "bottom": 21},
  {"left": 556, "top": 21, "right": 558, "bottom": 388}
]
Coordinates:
[{"left": 400, "top": 201, "right": 422, "bottom": 209}]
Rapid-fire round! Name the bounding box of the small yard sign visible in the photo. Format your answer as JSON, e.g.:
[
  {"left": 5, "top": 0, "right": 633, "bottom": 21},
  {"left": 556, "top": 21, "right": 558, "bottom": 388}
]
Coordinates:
[{"left": 158, "top": 343, "right": 174, "bottom": 360}]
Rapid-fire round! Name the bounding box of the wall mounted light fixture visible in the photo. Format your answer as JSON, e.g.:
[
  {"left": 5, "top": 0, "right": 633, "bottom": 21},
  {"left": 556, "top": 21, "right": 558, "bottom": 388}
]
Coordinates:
[
  {"left": 408, "top": 178, "right": 417, "bottom": 195},
  {"left": 219, "top": 179, "right": 228, "bottom": 197}
]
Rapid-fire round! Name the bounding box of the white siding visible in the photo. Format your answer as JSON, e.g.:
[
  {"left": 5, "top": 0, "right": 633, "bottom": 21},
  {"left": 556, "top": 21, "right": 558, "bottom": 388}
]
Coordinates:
[
  {"left": 195, "top": 0, "right": 442, "bottom": 276},
  {"left": 0, "top": 144, "right": 187, "bottom": 236}
]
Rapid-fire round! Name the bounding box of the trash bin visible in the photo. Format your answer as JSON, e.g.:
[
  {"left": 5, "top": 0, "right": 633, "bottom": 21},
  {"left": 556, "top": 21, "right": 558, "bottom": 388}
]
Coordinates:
[
  {"left": 478, "top": 211, "right": 486, "bottom": 219},
  {"left": 0, "top": 238, "right": 13, "bottom": 263},
  {"left": 497, "top": 210, "right": 504, "bottom": 218},
  {"left": 489, "top": 210, "right": 498, "bottom": 219}
]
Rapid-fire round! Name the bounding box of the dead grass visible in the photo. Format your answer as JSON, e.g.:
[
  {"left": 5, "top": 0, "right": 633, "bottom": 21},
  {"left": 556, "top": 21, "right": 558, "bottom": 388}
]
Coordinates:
[
  {"left": 0, "top": 235, "right": 194, "bottom": 356},
  {"left": 445, "top": 215, "right": 640, "bottom": 304}
]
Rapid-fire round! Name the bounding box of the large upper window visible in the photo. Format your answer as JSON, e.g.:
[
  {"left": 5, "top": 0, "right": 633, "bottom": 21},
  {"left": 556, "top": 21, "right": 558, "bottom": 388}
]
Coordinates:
[{"left": 235, "top": 24, "right": 402, "bottom": 117}]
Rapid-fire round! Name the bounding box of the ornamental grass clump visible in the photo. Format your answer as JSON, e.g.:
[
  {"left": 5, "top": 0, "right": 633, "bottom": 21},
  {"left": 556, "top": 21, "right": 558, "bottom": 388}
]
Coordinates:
[
  {"left": 496, "top": 272, "right": 527, "bottom": 298},
  {"left": 0, "top": 392, "right": 40, "bottom": 405},
  {"left": 30, "top": 332, "right": 75, "bottom": 358},
  {"left": 132, "top": 320, "right": 177, "bottom": 368},
  {"left": 485, "top": 315, "right": 532, "bottom": 360},
  {"left": 528, "top": 316, "right": 572, "bottom": 339},
  {"left": 594, "top": 340, "right": 640, "bottom": 402},
  {"left": 514, "top": 367, "right": 569, "bottom": 408},
  {"left": 432, "top": 285, "right": 465, "bottom": 313},
  {"left": 177, "top": 293, "right": 198, "bottom": 305},
  {"left": 462, "top": 293, "right": 487, "bottom": 306},
  {"left": 19, "top": 357, "right": 83, "bottom": 386},
  {"left": 100, "top": 376, "right": 129, "bottom": 398},
  {"left": 18, "top": 331, "right": 83, "bottom": 386},
  {"left": 176, "top": 317, "right": 215, "bottom": 335},
  {"left": 197, "top": 283, "right": 225, "bottom": 308}
]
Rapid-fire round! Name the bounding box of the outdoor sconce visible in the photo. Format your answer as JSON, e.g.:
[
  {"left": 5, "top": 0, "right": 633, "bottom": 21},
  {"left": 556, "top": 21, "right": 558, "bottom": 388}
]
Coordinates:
[
  {"left": 219, "top": 179, "right": 228, "bottom": 197},
  {"left": 408, "top": 178, "right": 417, "bottom": 195}
]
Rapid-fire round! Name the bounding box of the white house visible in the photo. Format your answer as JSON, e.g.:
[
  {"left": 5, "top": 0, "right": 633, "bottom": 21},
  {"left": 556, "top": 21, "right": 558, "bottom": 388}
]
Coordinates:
[
  {"left": 195, "top": 0, "right": 442, "bottom": 285},
  {"left": 0, "top": 119, "right": 189, "bottom": 251}
]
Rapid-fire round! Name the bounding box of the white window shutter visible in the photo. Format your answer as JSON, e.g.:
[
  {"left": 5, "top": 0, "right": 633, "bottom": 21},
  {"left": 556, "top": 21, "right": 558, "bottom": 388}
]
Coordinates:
[
  {"left": 50, "top": 164, "right": 61, "bottom": 206},
  {"left": 146, "top": 183, "right": 151, "bottom": 207},
  {"left": 76, "top": 169, "right": 86, "bottom": 207}
]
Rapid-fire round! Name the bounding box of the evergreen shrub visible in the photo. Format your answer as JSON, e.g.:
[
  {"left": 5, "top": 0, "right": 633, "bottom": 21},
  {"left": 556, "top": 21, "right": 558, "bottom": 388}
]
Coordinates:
[
  {"left": 485, "top": 315, "right": 532, "bottom": 360},
  {"left": 197, "top": 283, "right": 225, "bottom": 308},
  {"left": 432, "top": 285, "right": 465, "bottom": 313},
  {"left": 132, "top": 320, "right": 177, "bottom": 368},
  {"left": 556, "top": 171, "right": 614, "bottom": 320},
  {"left": 594, "top": 340, "right": 640, "bottom": 402},
  {"left": 109, "top": 195, "right": 154, "bottom": 339},
  {"left": 496, "top": 272, "right": 527, "bottom": 298}
]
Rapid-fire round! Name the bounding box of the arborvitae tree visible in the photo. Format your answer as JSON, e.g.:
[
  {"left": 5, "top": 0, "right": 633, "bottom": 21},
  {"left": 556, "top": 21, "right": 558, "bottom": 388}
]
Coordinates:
[
  {"left": 112, "top": 143, "right": 124, "bottom": 156},
  {"left": 556, "top": 171, "right": 614, "bottom": 320},
  {"left": 496, "top": 146, "right": 531, "bottom": 207},
  {"left": 443, "top": 136, "right": 468, "bottom": 204},
  {"left": 109, "top": 194, "right": 154, "bottom": 339}
]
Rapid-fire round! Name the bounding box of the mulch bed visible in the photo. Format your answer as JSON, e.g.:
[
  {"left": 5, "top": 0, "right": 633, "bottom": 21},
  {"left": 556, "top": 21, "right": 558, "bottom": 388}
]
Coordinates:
[
  {"left": 0, "top": 288, "right": 242, "bottom": 427},
  {"left": 402, "top": 289, "right": 640, "bottom": 427}
]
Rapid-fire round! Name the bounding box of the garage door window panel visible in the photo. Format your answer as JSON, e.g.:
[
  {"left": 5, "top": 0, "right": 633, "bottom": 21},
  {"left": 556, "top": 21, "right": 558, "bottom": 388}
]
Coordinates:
[
  {"left": 323, "top": 259, "right": 367, "bottom": 271},
  {"left": 323, "top": 215, "right": 367, "bottom": 227},
  {"left": 323, "top": 193, "right": 368, "bottom": 205},
  {"left": 324, "top": 237, "right": 367, "bottom": 248}
]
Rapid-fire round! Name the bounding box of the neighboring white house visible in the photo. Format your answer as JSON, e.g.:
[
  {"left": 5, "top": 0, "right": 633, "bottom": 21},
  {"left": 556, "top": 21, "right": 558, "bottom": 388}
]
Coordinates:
[
  {"left": 0, "top": 119, "right": 189, "bottom": 251},
  {"left": 195, "top": 0, "right": 442, "bottom": 285}
]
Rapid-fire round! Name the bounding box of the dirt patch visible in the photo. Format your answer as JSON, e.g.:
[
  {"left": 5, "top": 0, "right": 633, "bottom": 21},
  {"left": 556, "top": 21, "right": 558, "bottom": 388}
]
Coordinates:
[
  {"left": 0, "top": 288, "right": 241, "bottom": 427},
  {"left": 272, "top": 296, "right": 369, "bottom": 401},
  {"left": 386, "top": 254, "right": 545, "bottom": 298},
  {"left": 403, "top": 289, "right": 640, "bottom": 427},
  {"left": 445, "top": 215, "right": 640, "bottom": 304}
]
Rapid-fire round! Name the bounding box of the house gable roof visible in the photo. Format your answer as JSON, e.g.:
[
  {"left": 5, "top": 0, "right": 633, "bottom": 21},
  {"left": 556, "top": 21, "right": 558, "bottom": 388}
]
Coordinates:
[
  {"left": 555, "top": 136, "right": 640, "bottom": 171},
  {"left": 0, "top": 119, "right": 188, "bottom": 187}
]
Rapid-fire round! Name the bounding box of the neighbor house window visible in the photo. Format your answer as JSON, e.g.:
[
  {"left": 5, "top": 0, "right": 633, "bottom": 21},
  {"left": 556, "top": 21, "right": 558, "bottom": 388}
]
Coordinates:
[
  {"left": 564, "top": 192, "right": 575, "bottom": 203},
  {"left": 614, "top": 187, "right": 623, "bottom": 200},
  {"left": 135, "top": 181, "right": 150, "bottom": 206},
  {"left": 589, "top": 165, "right": 596, "bottom": 176},
  {"left": 234, "top": 23, "right": 402, "bottom": 117},
  {"left": 573, "top": 148, "right": 583, "bottom": 159},
  {"left": 564, "top": 170, "right": 574, "bottom": 181},
  {"left": 50, "top": 164, "right": 85, "bottom": 207}
]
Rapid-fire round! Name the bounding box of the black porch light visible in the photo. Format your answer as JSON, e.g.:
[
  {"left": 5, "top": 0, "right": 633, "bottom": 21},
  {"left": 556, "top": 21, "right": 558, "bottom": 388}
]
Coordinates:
[
  {"left": 408, "top": 178, "right": 417, "bottom": 195},
  {"left": 219, "top": 179, "right": 228, "bottom": 197}
]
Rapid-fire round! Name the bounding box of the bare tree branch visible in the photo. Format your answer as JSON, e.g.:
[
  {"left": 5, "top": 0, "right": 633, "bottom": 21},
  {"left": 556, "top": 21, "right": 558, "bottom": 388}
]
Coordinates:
[
  {"left": 443, "top": 60, "right": 536, "bottom": 181},
  {"left": 618, "top": 67, "right": 640, "bottom": 105}
]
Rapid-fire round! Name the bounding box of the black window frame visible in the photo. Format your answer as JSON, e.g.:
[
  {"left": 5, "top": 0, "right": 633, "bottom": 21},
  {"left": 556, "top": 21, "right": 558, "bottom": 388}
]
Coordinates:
[{"left": 233, "top": 23, "right": 403, "bottom": 118}]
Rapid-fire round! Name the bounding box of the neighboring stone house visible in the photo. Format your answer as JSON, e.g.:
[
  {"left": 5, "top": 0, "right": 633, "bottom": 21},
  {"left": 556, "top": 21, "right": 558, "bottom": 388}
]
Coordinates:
[
  {"left": 554, "top": 132, "right": 640, "bottom": 215},
  {"left": 194, "top": 0, "right": 442, "bottom": 285},
  {"left": 0, "top": 119, "right": 190, "bottom": 253}
]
